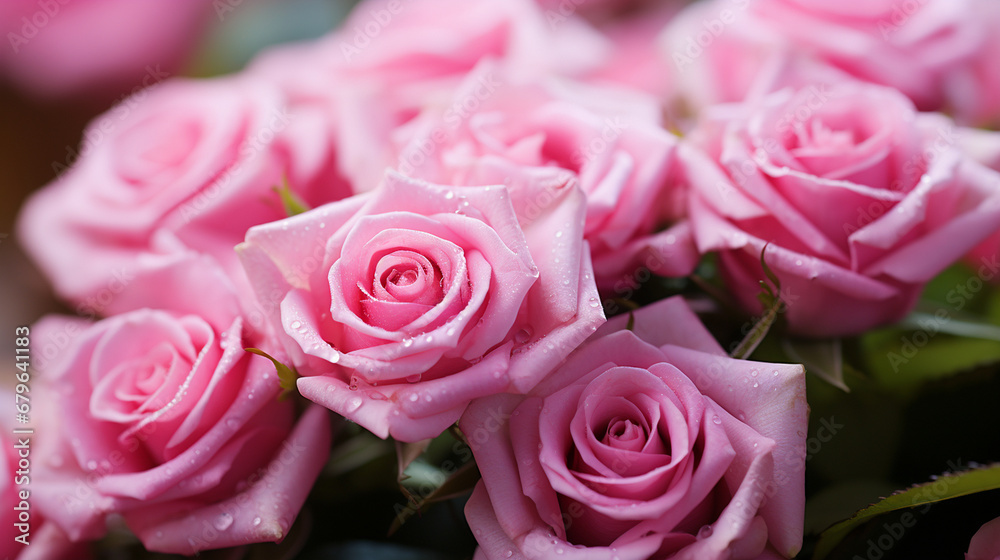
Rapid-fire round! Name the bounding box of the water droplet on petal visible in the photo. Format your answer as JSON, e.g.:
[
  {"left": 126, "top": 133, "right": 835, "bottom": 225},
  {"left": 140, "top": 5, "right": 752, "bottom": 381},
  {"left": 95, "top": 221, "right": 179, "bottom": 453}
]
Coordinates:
[
  {"left": 698, "top": 525, "right": 713, "bottom": 539},
  {"left": 445, "top": 191, "right": 455, "bottom": 200},
  {"left": 252, "top": 517, "right": 262, "bottom": 527},
  {"left": 514, "top": 328, "right": 532, "bottom": 344},
  {"left": 406, "top": 373, "right": 421, "bottom": 383},
  {"left": 555, "top": 230, "right": 563, "bottom": 238},
  {"left": 290, "top": 320, "right": 302, "bottom": 330},
  {"left": 225, "top": 418, "right": 240, "bottom": 430},
  {"left": 402, "top": 337, "right": 414, "bottom": 348},
  {"left": 214, "top": 513, "right": 234, "bottom": 531},
  {"left": 712, "top": 415, "right": 722, "bottom": 425},
  {"left": 589, "top": 297, "right": 600, "bottom": 308},
  {"left": 345, "top": 396, "right": 363, "bottom": 413},
  {"left": 408, "top": 393, "right": 419, "bottom": 402}
]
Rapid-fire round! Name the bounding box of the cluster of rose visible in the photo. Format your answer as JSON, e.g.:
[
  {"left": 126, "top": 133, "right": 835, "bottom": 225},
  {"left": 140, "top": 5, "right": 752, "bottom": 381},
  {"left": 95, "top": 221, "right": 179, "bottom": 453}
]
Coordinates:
[{"left": 9, "top": 0, "right": 1000, "bottom": 559}]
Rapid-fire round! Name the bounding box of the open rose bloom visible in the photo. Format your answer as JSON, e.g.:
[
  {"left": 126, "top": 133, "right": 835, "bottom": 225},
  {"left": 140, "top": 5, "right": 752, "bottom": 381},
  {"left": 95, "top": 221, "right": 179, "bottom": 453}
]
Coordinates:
[
  {"left": 683, "top": 82, "right": 1000, "bottom": 337},
  {"left": 12, "top": 0, "right": 1000, "bottom": 556},
  {"left": 30, "top": 312, "right": 331, "bottom": 554},
  {"left": 462, "top": 297, "right": 808, "bottom": 559},
  {"left": 238, "top": 171, "right": 604, "bottom": 441}
]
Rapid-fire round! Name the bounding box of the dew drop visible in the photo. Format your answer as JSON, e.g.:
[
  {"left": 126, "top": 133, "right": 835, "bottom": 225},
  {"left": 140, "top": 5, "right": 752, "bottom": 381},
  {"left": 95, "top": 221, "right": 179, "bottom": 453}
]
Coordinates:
[
  {"left": 252, "top": 517, "right": 262, "bottom": 527},
  {"left": 290, "top": 320, "right": 302, "bottom": 330},
  {"left": 445, "top": 191, "right": 455, "bottom": 200},
  {"left": 737, "top": 411, "right": 747, "bottom": 422},
  {"left": 402, "top": 338, "right": 414, "bottom": 348},
  {"left": 753, "top": 381, "right": 759, "bottom": 388},
  {"left": 698, "top": 525, "right": 713, "bottom": 539},
  {"left": 795, "top": 259, "right": 803, "bottom": 266},
  {"left": 406, "top": 373, "right": 422, "bottom": 383},
  {"left": 344, "top": 396, "right": 363, "bottom": 413},
  {"left": 751, "top": 369, "right": 758, "bottom": 377},
  {"left": 514, "top": 328, "right": 532, "bottom": 344},
  {"left": 712, "top": 415, "right": 722, "bottom": 425},
  {"left": 555, "top": 230, "right": 563, "bottom": 238},
  {"left": 214, "top": 513, "right": 234, "bottom": 531},
  {"left": 225, "top": 418, "right": 240, "bottom": 430},
  {"left": 408, "top": 393, "right": 419, "bottom": 402},
  {"left": 505, "top": 551, "right": 514, "bottom": 558},
  {"left": 588, "top": 297, "right": 600, "bottom": 308}
]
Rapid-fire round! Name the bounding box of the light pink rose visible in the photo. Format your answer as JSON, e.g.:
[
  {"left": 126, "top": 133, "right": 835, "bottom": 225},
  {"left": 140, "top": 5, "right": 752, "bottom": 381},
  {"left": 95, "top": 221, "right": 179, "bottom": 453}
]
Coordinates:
[
  {"left": 31, "top": 311, "right": 332, "bottom": 554},
  {"left": 0, "top": 430, "right": 91, "bottom": 559},
  {"left": 0, "top": 0, "right": 209, "bottom": 97},
  {"left": 245, "top": 0, "right": 611, "bottom": 192},
  {"left": 968, "top": 517, "right": 1000, "bottom": 560},
  {"left": 17, "top": 75, "right": 349, "bottom": 334},
  {"left": 396, "top": 63, "right": 698, "bottom": 289},
  {"left": 683, "top": 82, "right": 1000, "bottom": 337},
  {"left": 961, "top": 127, "right": 1000, "bottom": 282},
  {"left": 662, "top": 0, "right": 999, "bottom": 125},
  {"left": 237, "top": 170, "right": 605, "bottom": 442},
  {"left": 461, "top": 296, "right": 808, "bottom": 560}
]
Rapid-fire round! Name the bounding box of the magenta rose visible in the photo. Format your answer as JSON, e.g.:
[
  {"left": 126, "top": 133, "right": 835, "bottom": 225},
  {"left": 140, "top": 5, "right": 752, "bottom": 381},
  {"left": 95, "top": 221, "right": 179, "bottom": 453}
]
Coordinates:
[
  {"left": 17, "top": 75, "right": 349, "bottom": 333},
  {"left": 461, "top": 296, "right": 808, "bottom": 559},
  {"left": 683, "top": 82, "right": 1000, "bottom": 337},
  {"left": 397, "top": 63, "right": 698, "bottom": 289},
  {"left": 237, "top": 170, "right": 604, "bottom": 442},
  {"left": 31, "top": 311, "right": 332, "bottom": 554},
  {"left": 968, "top": 517, "right": 1000, "bottom": 560}
]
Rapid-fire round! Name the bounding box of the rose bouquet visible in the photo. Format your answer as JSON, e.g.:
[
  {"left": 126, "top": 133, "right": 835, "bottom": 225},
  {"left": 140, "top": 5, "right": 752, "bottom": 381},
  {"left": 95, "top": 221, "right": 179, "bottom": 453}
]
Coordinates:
[{"left": 5, "top": 0, "right": 1000, "bottom": 558}]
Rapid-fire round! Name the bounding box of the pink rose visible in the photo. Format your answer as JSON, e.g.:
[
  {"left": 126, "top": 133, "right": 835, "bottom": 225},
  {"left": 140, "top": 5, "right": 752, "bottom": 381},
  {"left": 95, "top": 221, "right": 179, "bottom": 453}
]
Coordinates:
[
  {"left": 461, "top": 296, "right": 808, "bottom": 559},
  {"left": 968, "top": 517, "right": 1000, "bottom": 560},
  {"left": 0, "top": 0, "right": 209, "bottom": 97},
  {"left": 245, "top": 0, "right": 610, "bottom": 192},
  {"left": 237, "top": 170, "right": 604, "bottom": 441},
  {"left": 683, "top": 82, "right": 1000, "bottom": 337},
  {"left": 0, "top": 428, "right": 91, "bottom": 560},
  {"left": 17, "top": 75, "right": 349, "bottom": 333},
  {"left": 662, "top": 0, "right": 998, "bottom": 125},
  {"left": 31, "top": 311, "right": 332, "bottom": 554},
  {"left": 397, "top": 63, "right": 698, "bottom": 289}
]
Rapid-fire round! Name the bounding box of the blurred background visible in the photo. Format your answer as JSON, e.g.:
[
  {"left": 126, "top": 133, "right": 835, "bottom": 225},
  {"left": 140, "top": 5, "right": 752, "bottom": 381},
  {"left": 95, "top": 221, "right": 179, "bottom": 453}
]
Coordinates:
[{"left": 0, "top": 0, "right": 358, "bottom": 384}]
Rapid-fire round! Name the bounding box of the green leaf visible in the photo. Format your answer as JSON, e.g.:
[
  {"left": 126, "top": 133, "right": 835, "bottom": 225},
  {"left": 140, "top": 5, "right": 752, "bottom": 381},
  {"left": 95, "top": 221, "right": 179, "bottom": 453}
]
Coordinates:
[
  {"left": 388, "top": 460, "right": 480, "bottom": 536},
  {"left": 782, "top": 337, "right": 849, "bottom": 392},
  {"left": 273, "top": 177, "right": 311, "bottom": 216},
  {"left": 861, "top": 329, "right": 1000, "bottom": 398},
  {"left": 245, "top": 348, "right": 300, "bottom": 398},
  {"left": 814, "top": 462, "right": 1000, "bottom": 559}
]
